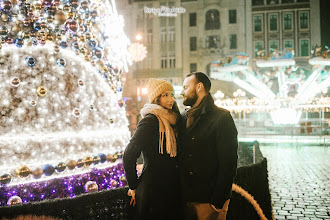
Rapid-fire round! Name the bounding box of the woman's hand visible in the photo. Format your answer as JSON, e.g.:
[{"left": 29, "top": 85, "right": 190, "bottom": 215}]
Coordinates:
[{"left": 127, "top": 189, "right": 136, "bottom": 207}]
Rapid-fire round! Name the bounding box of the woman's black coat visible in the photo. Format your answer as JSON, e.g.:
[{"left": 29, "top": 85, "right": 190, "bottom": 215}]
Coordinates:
[{"left": 123, "top": 114, "right": 181, "bottom": 220}]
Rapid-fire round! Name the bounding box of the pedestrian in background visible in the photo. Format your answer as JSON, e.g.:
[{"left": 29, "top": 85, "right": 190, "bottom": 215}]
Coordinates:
[
  {"left": 123, "top": 78, "right": 182, "bottom": 220},
  {"left": 179, "top": 72, "right": 238, "bottom": 220}
]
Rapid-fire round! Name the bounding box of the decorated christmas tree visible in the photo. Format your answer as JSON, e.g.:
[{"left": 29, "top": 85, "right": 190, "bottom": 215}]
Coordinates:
[{"left": 0, "top": 0, "right": 131, "bottom": 206}]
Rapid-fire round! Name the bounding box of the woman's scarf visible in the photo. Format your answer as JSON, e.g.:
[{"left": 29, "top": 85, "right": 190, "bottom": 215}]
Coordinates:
[{"left": 140, "top": 104, "right": 178, "bottom": 157}]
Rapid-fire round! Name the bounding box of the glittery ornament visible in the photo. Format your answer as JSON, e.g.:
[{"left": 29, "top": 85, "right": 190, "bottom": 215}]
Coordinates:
[
  {"left": 45, "top": 6, "right": 55, "bottom": 16},
  {"left": 90, "top": 10, "right": 98, "bottom": 19},
  {"left": 66, "top": 160, "right": 77, "bottom": 170},
  {"left": 15, "top": 165, "right": 31, "bottom": 178},
  {"left": 109, "top": 118, "right": 114, "bottom": 124},
  {"left": 6, "top": 38, "right": 13, "bottom": 44},
  {"left": 42, "top": 164, "right": 55, "bottom": 176},
  {"left": 7, "top": 196, "right": 22, "bottom": 206},
  {"left": 1, "top": 0, "right": 12, "bottom": 12},
  {"left": 23, "top": 18, "right": 31, "bottom": 27},
  {"left": 84, "top": 55, "right": 90, "bottom": 61},
  {"left": 10, "top": 77, "right": 20, "bottom": 87},
  {"left": 110, "top": 180, "right": 117, "bottom": 187},
  {"left": 63, "top": 4, "right": 70, "bottom": 12},
  {"left": 0, "top": 173, "right": 11, "bottom": 184},
  {"left": 26, "top": 56, "right": 36, "bottom": 66},
  {"left": 31, "top": 168, "right": 43, "bottom": 179},
  {"left": 14, "top": 38, "right": 24, "bottom": 47},
  {"left": 76, "top": 159, "right": 84, "bottom": 168},
  {"left": 85, "top": 32, "right": 91, "bottom": 40},
  {"left": 79, "top": 1, "right": 89, "bottom": 12},
  {"left": 92, "top": 47, "right": 103, "bottom": 59},
  {"left": 57, "top": 58, "right": 66, "bottom": 67},
  {"left": 64, "top": 19, "right": 79, "bottom": 34},
  {"left": 84, "top": 181, "right": 98, "bottom": 193},
  {"left": 89, "top": 104, "right": 95, "bottom": 111},
  {"left": 72, "top": 108, "right": 80, "bottom": 117},
  {"left": 46, "top": 34, "right": 53, "bottom": 41},
  {"left": 37, "top": 86, "right": 47, "bottom": 97},
  {"left": 0, "top": 26, "right": 9, "bottom": 37},
  {"left": 30, "top": 100, "right": 37, "bottom": 106},
  {"left": 23, "top": 32, "right": 30, "bottom": 39},
  {"left": 59, "top": 41, "right": 68, "bottom": 48},
  {"left": 33, "top": 3, "right": 42, "bottom": 11},
  {"left": 84, "top": 156, "right": 93, "bottom": 166},
  {"left": 93, "top": 156, "right": 100, "bottom": 165},
  {"left": 107, "top": 154, "right": 117, "bottom": 163},
  {"left": 79, "top": 35, "right": 85, "bottom": 42},
  {"left": 55, "top": 162, "right": 66, "bottom": 172},
  {"left": 47, "top": 16, "right": 54, "bottom": 23},
  {"left": 80, "top": 47, "right": 86, "bottom": 54},
  {"left": 78, "top": 79, "right": 84, "bottom": 86},
  {"left": 120, "top": 175, "right": 127, "bottom": 183},
  {"left": 117, "top": 99, "right": 124, "bottom": 108}
]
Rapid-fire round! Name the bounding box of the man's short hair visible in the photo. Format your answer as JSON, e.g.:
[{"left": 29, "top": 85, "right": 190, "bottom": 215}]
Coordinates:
[{"left": 185, "top": 72, "right": 211, "bottom": 93}]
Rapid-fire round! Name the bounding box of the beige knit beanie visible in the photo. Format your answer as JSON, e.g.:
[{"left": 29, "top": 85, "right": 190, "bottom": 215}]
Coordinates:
[{"left": 147, "top": 78, "right": 174, "bottom": 103}]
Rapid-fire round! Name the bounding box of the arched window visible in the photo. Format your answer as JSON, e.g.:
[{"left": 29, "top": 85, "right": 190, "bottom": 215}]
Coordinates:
[{"left": 205, "top": 9, "right": 220, "bottom": 30}]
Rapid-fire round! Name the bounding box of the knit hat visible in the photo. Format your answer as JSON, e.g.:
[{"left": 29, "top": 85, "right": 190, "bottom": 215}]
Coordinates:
[{"left": 147, "top": 78, "right": 174, "bottom": 103}]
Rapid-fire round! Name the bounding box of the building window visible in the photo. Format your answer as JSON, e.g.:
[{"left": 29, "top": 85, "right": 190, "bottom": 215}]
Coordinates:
[
  {"left": 254, "top": 15, "right": 262, "bottom": 32},
  {"left": 299, "top": 11, "right": 309, "bottom": 29},
  {"left": 229, "top": 10, "right": 236, "bottom": 24},
  {"left": 161, "top": 54, "right": 167, "bottom": 68},
  {"left": 252, "top": 0, "right": 264, "bottom": 6},
  {"left": 206, "top": 36, "right": 220, "bottom": 49},
  {"left": 147, "top": 29, "right": 153, "bottom": 44},
  {"left": 282, "top": 0, "right": 294, "bottom": 3},
  {"left": 189, "top": 13, "right": 197, "bottom": 27},
  {"left": 283, "top": 13, "right": 292, "bottom": 30},
  {"left": 190, "top": 63, "right": 197, "bottom": 72},
  {"left": 284, "top": 40, "right": 293, "bottom": 49},
  {"left": 160, "top": 27, "right": 166, "bottom": 42},
  {"left": 168, "top": 27, "right": 175, "bottom": 42},
  {"left": 169, "top": 52, "right": 175, "bottom": 68},
  {"left": 269, "top": 40, "right": 278, "bottom": 53},
  {"left": 190, "top": 37, "right": 197, "bottom": 51},
  {"left": 300, "top": 39, "right": 309, "bottom": 56},
  {"left": 254, "top": 41, "right": 263, "bottom": 57},
  {"left": 267, "top": 0, "right": 279, "bottom": 4},
  {"left": 205, "top": 9, "right": 220, "bottom": 30},
  {"left": 230, "top": 34, "right": 237, "bottom": 49},
  {"left": 269, "top": 14, "right": 278, "bottom": 31}
]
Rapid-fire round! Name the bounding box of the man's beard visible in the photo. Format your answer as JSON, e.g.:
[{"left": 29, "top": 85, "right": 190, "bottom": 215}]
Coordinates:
[{"left": 183, "top": 90, "right": 198, "bottom": 106}]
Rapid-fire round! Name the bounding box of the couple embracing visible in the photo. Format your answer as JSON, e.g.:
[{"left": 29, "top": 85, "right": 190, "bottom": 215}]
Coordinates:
[{"left": 123, "top": 72, "right": 238, "bottom": 220}]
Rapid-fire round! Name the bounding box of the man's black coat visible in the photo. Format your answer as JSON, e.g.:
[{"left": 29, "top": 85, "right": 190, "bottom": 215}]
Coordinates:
[{"left": 179, "top": 94, "right": 238, "bottom": 209}]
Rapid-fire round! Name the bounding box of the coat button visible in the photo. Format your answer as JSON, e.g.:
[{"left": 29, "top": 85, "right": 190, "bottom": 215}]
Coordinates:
[
  {"left": 192, "top": 137, "right": 195, "bottom": 140},
  {"left": 189, "top": 171, "right": 194, "bottom": 176}
]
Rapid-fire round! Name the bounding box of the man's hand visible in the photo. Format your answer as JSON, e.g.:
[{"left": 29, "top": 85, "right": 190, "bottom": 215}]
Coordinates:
[{"left": 127, "top": 189, "right": 136, "bottom": 207}]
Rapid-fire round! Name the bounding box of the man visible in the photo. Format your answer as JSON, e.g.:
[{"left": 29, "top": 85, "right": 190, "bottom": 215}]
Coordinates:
[{"left": 179, "top": 72, "right": 238, "bottom": 220}]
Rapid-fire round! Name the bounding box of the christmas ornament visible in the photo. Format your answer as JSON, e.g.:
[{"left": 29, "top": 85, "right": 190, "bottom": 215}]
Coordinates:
[
  {"left": 66, "top": 159, "right": 77, "bottom": 170},
  {"left": 26, "top": 56, "right": 36, "bottom": 66},
  {"left": 60, "top": 41, "right": 68, "bottom": 48},
  {"left": 92, "top": 47, "right": 103, "bottom": 59},
  {"left": 119, "top": 175, "right": 127, "bottom": 183},
  {"left": 7, "top": 196, "right": 22, "bottom": 206},
  {"left": 42, "top": 164, "right": 55, "bottom": 176},
  {"left": 84, "top": 181, "right": 98, "bottom": 193},
  {"left": 0, "top": 26, "right": 9, "bottom": 37},
  {"left": 93, "top": 155, "right": 100, "bottom": 165},
  {"left": 10, "top": 77, "right": 20, "bottom": 87},
  {"left": 89, "top": 104, "right": 95, "bottom": 111},
  {"left": 33, "top": 22, "right": 42, "bottom": 31},
  {"left": 109, "top": 118, "right": 114, "bottom": 123},
  {"left": 64, "top": 19, "right": 79, "bottom": 34},
  {"left": 54, "top": 45, "right": 60, "bottom": 53},
  {"left": 14, "top": 38, "right": 24, "bottom": 47},
  {"left": 72, "top": 108, "right": 80, "bottom": 117},
  {"left": 32, "top": 168, "right": 43, "bottom": 179},
  {"left": 15, "top": 165, "right": 31, "bottom": 178},
  {"left": 110, "top": 180, "right": 117, "bottom": 187},
  {"left": 0, "top": 173, "right": 11, "bottom": 184},
  {"left": 78, "top": 79, "right": 84, "bottom": 86},
  {"left": 107, "top": 154, "right": 117, "bottom": 163},
  {"left": 55, "top": 11, "right": 66, "bottom": 24},
  {"left": 84, "top": 156, "right": 93, "bottom": 166},
  {"left": 76, "top": 159, "right": 84, "bottom": 168},
  {"left": 1, "top": 0, "right": 12, "bottom": 12},
  {"left": 30, "top": 100, "right": 37, "bottom": 106},
  {"left": 56, "top": 162, "right": 66, "bottom": 172},
  {"left": 57, "top": 58, "right": 66, "bottom": 67},
  {"left": 37, "top": 86, "right": 47, "bottom": 97},
  {"left": 98, "top": 153, "right": 106, "bottom": 163}
]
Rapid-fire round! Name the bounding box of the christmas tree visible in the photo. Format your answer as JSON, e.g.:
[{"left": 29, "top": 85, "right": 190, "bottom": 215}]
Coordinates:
[{"left": 0, "top": 0, "right": 131, "bottom": 205}]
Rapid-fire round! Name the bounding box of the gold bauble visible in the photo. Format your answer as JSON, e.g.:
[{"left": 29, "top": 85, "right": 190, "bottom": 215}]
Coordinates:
[
  {"left": 76, "top": 159, "right": 84, "bottom": 168},
  {"left": 37, "top": 86, "right": 47, "bottom": 97},
  {"left": 85, "top": 32, "right": 91, "bottom": 40},
  {"left": 15, "top": 165, "right": 31, "bottom": 178},
  {"left": 47, "top": 16, "right": 54, "bottom": 23},
  {"left": 32, "top": 168, "right": 43, "bottom": 179},
  {"left": 84, "top": 55, "right": 90, "bottom": 61},
  {"left": 23, "top": 32, "right": 30, "bottom": 39},
  {"left": 40, "top": 39, "right": 46, "bottom": 45},
  {"left": 55, "top": 11, "right": 66, "bottom": 24},
  {"left": 110, "top": 180, "right": 117, "bottom": 187},
  {"left": 68, "top": 12, "right": 74, "bottom": 18},
  {"left": 80, "top": 47, "right": 86, "bottom": 54},
  {"left": 79, "top": 35, "right": 85, "bottom": 42},
  {"left": 66, "top": 159, "right": 77, "bottom": 170},
  {"left": 107, "top": 154, "right": 117, "bottom": 163},
  {"left": 56, "top": 34, "right": 62, "bottom": 41},
  {"left": 46, "top": 34, "right": 53, "bottom": 41},
  {"left": 63, "top": 4, "right": 70, "bottom": 12},
  {"left": 30, "top": 32, "right": 36, "bottom": 38},
  {"left": 84, "top": 156, "right": 93, "bottom": 166},
  {"left": 33, "top": 3, "right": 42, "bottom": 11}
]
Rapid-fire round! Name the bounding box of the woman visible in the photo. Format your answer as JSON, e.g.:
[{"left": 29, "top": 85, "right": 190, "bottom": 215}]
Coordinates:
[{"left": 123, "top": 78, "right": 181, "bottom": 220}]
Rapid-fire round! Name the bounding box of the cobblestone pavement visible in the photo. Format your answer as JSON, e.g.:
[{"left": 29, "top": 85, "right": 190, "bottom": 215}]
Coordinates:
[{"left": 260, "top": 145, "right": 330, "bottom": 220}]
